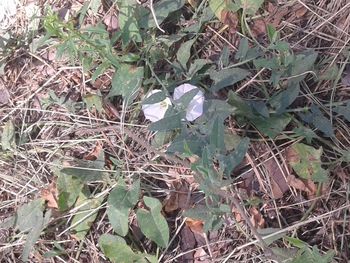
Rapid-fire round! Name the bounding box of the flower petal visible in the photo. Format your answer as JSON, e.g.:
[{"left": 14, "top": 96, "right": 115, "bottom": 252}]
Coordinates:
[
  {"left": 173, "top": 84, "right": 204, "bottom": 121},
  {"left": 142, "top": 90, "right": 171, "bottom": 122}
]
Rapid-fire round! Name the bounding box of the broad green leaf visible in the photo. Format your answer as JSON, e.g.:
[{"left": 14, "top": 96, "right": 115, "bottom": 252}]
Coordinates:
[
  {"left": 15, "top": 199, "right": 45, "bottom": 232},
  {"left": 99, "top": 234, "right": 142, "bottom": 263},
  {"left": 293, "top": 126, "right": 317, "bottom": 144},
  {"left": 258, "top": 228, "right": 286, "bottom": 246},
  {"left": 252, "top": 114, "right": 292, "bottom": 138},
  {"left": 291, "top": 246, "right": 334, "bottom": 263},
  {"left": 209, "top": 0, "right": 240, "bottom": 23},
  {"left": 57, "top": 174, "right": 84, "bottom": 211},
  {"left": 139, "top": 0, "right": 186, "bottom": 29},
  {"left": 300, "top": 105, "right": 334, "bottom": 137},
  {"left": 142, "top": 90, "right": 167, "bottom": 105},
  {"left": 60, "top": 152, "right": 107, "bottom": 183},
  {"left": 71, "top": 188, "right": 103, "bottom": 240},
  {"left": 219, "top": 45, "right": 230, "bottom": 68},
  {"left": 148, "top": 113, "right": 182, "bottom": 131},
  {"left": 108, "top": 64, "right": 144, "bottom": 104},
  {"left": 14, "top": 199, "right": 51, "bottom": 261},
  {"left": 210, "top": 117, "right": 225, "bottom": 150},
  {"left": 137, "top": 196, "right": 169, "bottom": 248},
  {"left": 218, "top": 137, "right": 250, "bottom": 175},
  {"left": 269, "top": 83, "right": 300, "bottom": 114},
  {"left": 117, "top": 0, "right": 142, "bottom": 44},
  {"left": 238, "top": 0, "right": 264, "bottom": 15},
  {"left": 287, "top": 143, "right": 328, "bottom": 183},
  {"left": 177, "top": 38, "right": 196, "bottom": 69},
  {"left": 210, "top": 68, "right": 250, "bottom": 92},
  {"left": 188, "top": 59, "right": 212, "bottom": 77},
  {"left": 83, "top": 93, "right": 103, "bottom": 113},
  {"left": 235, "top": 38, "right": 249, "bottom": 60},
  {"left": 107, "top": 179, "right": 140, "bottom": 236},
  {"left": 1, "top": 120, "right": 15, "bottom": 150},
  {"left": 289, "top": 50, "right": 318, "bottom": 83},
  {"left": 333, "top": 101, "right": 350, "bottom": 122}
]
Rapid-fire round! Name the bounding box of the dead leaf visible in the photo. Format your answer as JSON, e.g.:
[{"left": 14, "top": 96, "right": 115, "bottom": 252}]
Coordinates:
[
  {"left": 287, "top": 174, "right": 317, "bottom": 199},
  {"left": 185, "top": 218, "right": 204, "bottom": 233},
  {"left": 294, "top": 5, "right": 307, "bottom": 18},
  {"left": 250, "top": 18, "right": 266, "bottom": 38},
  {"left": 264, "top": 158, "right": 289, "bottom": 199},
  {"left": 103, "top": 13, "right": 119, "bottom": 31},
  {"left": 249, "top": 207, "right": 265, "bottom": 229},
  {"left": 41, "top": 182, "right": 58, "bottom": 209},
  {"left": 180, "top": 225, "right": 197, "bottom": 262},
  {"left": 164, "top": 181, "right": 190, "bottom": 212},
  {"left": 221, "top": 10, "right": 238, "bottom": 32},
  {"left": 0, "top": 88, "right": 10, "bottom": 105},
  {"left": 341, "top": 67, "right": 350, "bottom": 86},
  {"left": 84, "top": 142, "right": 103, "bottom": 161}
]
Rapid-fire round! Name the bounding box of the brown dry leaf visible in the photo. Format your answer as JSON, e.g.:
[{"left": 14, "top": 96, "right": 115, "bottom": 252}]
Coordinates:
[
  {"left": 232, "top": 206, "right": 243, "bottom": 223},
  {"left": 267, "top": 2, "right": 289, "bottom": 27},
  {"left": 287, "top": 174, "right": 317, "bottom": 199},
  {"left": 180, "top": 225, "right": 197, "bottom": 262},
  {"left": 185, "top": 218, "right": 204, "bottom": 233},
  {"left": 294, "top": 5, "right": 308, "bottom": 18},
  {"left": 103, "top": 13, "right": 119, "bottom": 31},
  {"left": 264, "top": 158, "right": 289, "bottom": 199},
  {"left": 249, "top": 207, "right": 265, "bottom": 229},
  {"left": 84, "top": 141, "right": 103, "bottom": 161},
  {"left": 250, "top": 18, "right": 266, "bottom": 38},
  {"left": 0, "top": 88, "right": 10, "bottom": 105},
  {"left": 221, "top": 10, "right": 238, "bottom": 32},
  {"left": 41, "top": 182, "right": 58, "bottom": 209}
]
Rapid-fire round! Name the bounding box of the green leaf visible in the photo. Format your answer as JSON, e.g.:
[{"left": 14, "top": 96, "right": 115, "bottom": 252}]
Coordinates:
[
  {"left": 210, "top": 68, "right": 250, "bottom": 92},
  {"left": 300, "top": 105, "right": 334, "bottom": 137},
  {"left": 287, "top": 143, "right": 328, "bottom": 183},
  {"left": 333, "top": 101, "right": 350, "bottom": 122},
  {"left": 70, "top": 188, "right": 103, "bottom": 240},
  {"left": 269, "top": 83, "right": 300, "bottom": 114},
  {"left": 136, "top": 196, "right": 169, "bottom": 248},
  {"left": 142, "top": 90, "right": 167, "bottom": 105},
  {"left": 117, "top": 0, "right": 142, "bottom": 44},
  {"left": 14, "top": 199, "right": 51, "bottom": 261},
  {"left": 218, "top": 137, "right": 250, "bottom": 175},
  {"left": 258, "top": 228, "right": 286, "bottom": 246},
  {"left": 57, "top": 174, "right": 84, "bottom": 211},
  {"left": 177, "top": 38, "right": 196, "bottom": 69},
  {"left": 1, "top": 120, "right": 15, "bottom": 150},
  {"left": 99, "top": 234, "right": 142, "bottom": 263},
  {"left": 210, "top": 117, "right": 225, "bottom": 150},
  {"left": 83, "top": 93, "right": 103, "bottom": 113},
  {"left": 289, "top": 50, "right": 318, "bottom": 83},
  {"left": 252, "top": 114, "right": 292, "bottom": 138},
  {"left": 235, "top": 38, "right": 249, "bottom": 61},
  {"left": 148, "top": 113, "right": 182, "bottom": 131},
  {"left": 107, "top": 179, "right": 140, "bottom": 236},
  {"left": 209, "top": 0, "right": 240, "bottom": 22},
  {"left": 108, "top": 64, "right": 144, "bottom": 104},
  {"left": 293, "top": 126, "right": 317, "bottom": 144},
  {"left": 188, "top": 59, "right": 212, "bottom": 77},
  {"left": 238, "top": 0, "right": 264, "bottom": 15},
  {"left": 139, "top": 0, "right": 186, "bottom": 29}
]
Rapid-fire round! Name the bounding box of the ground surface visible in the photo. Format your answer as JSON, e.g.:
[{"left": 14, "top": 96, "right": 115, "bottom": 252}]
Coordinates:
[{"left": 0, "top": 0, "right": 349, "bottom": 262}]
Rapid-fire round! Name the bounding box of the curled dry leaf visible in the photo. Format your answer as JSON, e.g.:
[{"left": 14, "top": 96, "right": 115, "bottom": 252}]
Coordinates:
[
  {"left": 287, "top": 174, "right": 317, "bottom": 199},
  {"left": 249, "top": 207, "right": 265, "bottom": 229},
  {"left": 84, "top": 141, "right": 103, "bottom": 161},
  {"left": 41, "top": 182, "right": 58, "bottom": 209}
]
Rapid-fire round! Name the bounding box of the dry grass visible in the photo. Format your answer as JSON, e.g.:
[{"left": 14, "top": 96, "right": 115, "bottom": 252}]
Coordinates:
[{"left": 0, "top": 0, "right": 350, "bottom": 262}]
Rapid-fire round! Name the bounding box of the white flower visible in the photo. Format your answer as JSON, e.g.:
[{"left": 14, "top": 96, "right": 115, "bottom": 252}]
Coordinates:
[
  {"left": 173, "top": 83, "right": 204, "bottom": 121},
  {"left": 142, "top": 90, "right": 172, "bottom": 122}
]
